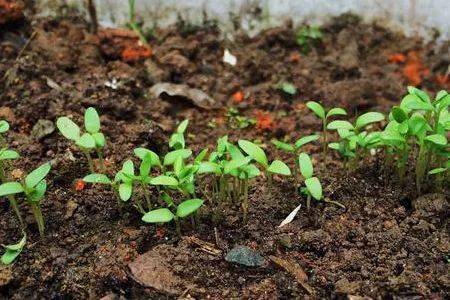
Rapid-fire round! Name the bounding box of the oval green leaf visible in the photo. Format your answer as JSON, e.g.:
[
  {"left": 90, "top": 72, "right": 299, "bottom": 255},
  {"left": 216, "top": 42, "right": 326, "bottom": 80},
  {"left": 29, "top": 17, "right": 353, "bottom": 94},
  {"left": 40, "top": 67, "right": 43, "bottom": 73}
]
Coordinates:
[
  {"left": 295, "top": 134, "right": 320, "bottom": 149},
  {"left": 298, "top": 153, "right": 313, "bottom": 179},
  {"left": 83, "top": 173, "right": 111, "bottom": 184},
  {"left": 25, "top": 162, "right": 51, "bottom": 189},
  {"left": 0, "top": 120, "right": 9, "bottom": 133},
  {"left": 142, "top": 208, "right": 174, "bottom": 223},
  {"left": 119, "top": 183, "right": 132, "bottom": 201},
  {"left": 267, "top": 160, "right": 291, "bottom": 176},
  {"left": 306, "top": 101, "right": 325, "bottom": 120},
  {"left": 305, "top": 177, "right": 322, "bottom": 200},
  {"left": 56, "top": 117, "right": 80, "bottom": 140},
  {"left": 176, "top": 199, "right": 204, "bottom": 218},
  {"left": 0, "top": 182, "right": 24, "bottom": 196},
  {"left": 163, "top": 149, "right": 192, "bottom": 166},
  {"left": 355, "top": 112, "right": 384, "bottom": 130},
  {"left": 327, "top": 120, "right": 354, "bottom": 131},
  {"left": 84, "top": 107, "right": 100, "bottom": 134},
  {"left": 150, "top": 175, "right": 178, "bottom": 186},
  {"left": 238, "top": 140, "right": 268, "bottom": 167}
]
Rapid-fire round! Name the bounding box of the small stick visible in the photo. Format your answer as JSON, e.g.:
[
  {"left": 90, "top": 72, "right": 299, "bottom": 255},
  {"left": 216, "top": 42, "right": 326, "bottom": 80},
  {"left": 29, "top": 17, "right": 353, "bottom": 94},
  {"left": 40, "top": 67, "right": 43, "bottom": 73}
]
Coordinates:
[{"left": 85, "top": 0, "right": 98, "bottom": 34}]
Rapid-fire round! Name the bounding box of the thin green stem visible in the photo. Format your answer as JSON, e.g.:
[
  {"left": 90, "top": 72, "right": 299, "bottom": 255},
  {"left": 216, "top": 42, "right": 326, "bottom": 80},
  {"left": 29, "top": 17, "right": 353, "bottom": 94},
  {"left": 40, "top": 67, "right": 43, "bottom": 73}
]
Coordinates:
[
  {"left": 140, "top": 181, "right": 152, "bottom": 209},
  {"left": 83, "top": 150, "right": 95, "bottom": 173},
  {"left": 30, "top": 202, "right": 45, "bottom": 237},
  {"left": 96, "top": 148, "right": 106, "bottom": 173},
  {"left": 416, "top": 142, "right": 427, "bottom": 194}
]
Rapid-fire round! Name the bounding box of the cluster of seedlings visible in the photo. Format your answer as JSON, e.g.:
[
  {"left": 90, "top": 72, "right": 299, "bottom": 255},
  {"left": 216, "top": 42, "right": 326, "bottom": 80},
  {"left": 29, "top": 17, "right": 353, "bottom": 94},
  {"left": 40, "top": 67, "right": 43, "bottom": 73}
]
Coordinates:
[{"left": 1, "top": 87, "right": 449, "bottom": 264}]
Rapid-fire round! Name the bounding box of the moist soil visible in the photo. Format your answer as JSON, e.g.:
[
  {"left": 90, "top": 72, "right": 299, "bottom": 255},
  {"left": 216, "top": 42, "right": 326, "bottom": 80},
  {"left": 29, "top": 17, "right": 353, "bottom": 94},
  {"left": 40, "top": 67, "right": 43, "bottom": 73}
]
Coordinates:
[{"left": 0, "top": 12, "right": 449, "bottom": 299}]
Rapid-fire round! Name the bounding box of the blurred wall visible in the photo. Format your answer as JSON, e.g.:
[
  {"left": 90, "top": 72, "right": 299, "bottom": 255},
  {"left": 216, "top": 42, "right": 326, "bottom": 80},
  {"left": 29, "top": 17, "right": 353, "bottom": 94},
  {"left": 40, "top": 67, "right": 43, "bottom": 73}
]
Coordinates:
[{"left": 38, "top": 0, "right": 450, "bottom": 40}]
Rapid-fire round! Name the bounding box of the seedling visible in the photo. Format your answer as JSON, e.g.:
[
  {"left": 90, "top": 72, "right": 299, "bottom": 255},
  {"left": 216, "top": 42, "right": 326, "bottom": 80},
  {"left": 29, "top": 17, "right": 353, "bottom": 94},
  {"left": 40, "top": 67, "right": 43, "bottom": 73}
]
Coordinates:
[
  {"left": 278, "top": 82, "right": 297, "bottom": 96},
  {"left": 142, "top": 198, "right": 204, "bottom": 236},
  {"left": 0, "top": 121, "right": 23, "bottom": 226},
  {"left": 297, "top": 153, "right": 322, "bottom": 209},
  {"left": 306, "top": 101, "right": 347, "bottom": 161},
  {"left": 57, "top": 107, "right": 106, "bottom": 173},
  {"left": 226, "top": 107, "right": 256, "bottom": 129},
  {"left": 1, "top": 232, "right": 26, "bottom": 265},
  {"left": 0, "top": 162, "right": 51, "bottom": 237},
  {"left": 127, "top": 0, "right": 148, "bottom": 44},
  {"left": 169, "top": 119, "right": 189, "bottom": 150},
  {"left": 327, "top": 111, "right": 385, "bottom": 169},
  {"left": 296, "top": 25, "right": 323, "bottom": 54}
]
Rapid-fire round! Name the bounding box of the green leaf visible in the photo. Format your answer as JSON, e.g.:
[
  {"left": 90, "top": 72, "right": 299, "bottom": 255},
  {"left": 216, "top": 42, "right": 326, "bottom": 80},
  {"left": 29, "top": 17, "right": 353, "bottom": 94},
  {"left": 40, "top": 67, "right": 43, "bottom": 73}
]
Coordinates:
[
  {"left": 195, "top": 149, "right": 208, "bottom": 163},
  {"left": 400, "top": 94, "right": 433, "bottom": 111},
  {"left": 217, "top": 135, "right": 228, "bottom": 153},
  {"left": 326, "top": 107, "right": 347, "bottom": 118},
  {"left": 0, "top": 120, "right": 9, "bottom": 133},
  {"left": 169, "top": 132, "right": 185, "bottom": 149},
  {"left": 119, "top": 183, "right": 132, "bottom": 201},
  {"left": 0, "top": 182, "right": 24, "bottom": 196},
  {"left": 92, "top": 132, "right": 105, "bottom": 148},
  {"left": 391, "top": 106, "right": 408, "bottom": 123},
  {"left": 1, "top": 234, "right": 26, "bottom": 265},
  {"left": 176, "top": 119, "right": 189, "bottom": 133},
  {"left": 56, "top": 117, "right": 80, "bottom": 140},
  {"left": 408, "top": 114, "right": 431, "bottom": 136},
  {"left": 327, "top": 120, "right": 354, "bottom": 131},
  {"left": 163, "top": 149, "right": 192, "bottom": 166},
  {"left": 121, "top": 160, "right": 134, "bottom": 176},
  {"left": 306, "top": 101, "right": 325, "bottom": 120},
  {"left": 83, "top": 173, "right": 111, "bottom": 184},
  {"left": 328, "top": 142, "right": 340, "bottom": 150},
  {"left": 425, "top": 134, "right": 447, "bottom": 146},
  {"left": 271, "top": 139, "right": 295, "bottom": 152},
  {"left": 198, "top": 161, "right": 222, "bottom": 174},
  {"left": 75, "top": 133, "right": 96, "bottom": 149},
  {"left": 0, "top": 149, "right": 19, "bottom": 160},
  {"left": 150, "top": 175, "right": 178, "bottom": 186},
  {"left": 238, "top": 140, "right": 268, "bottom": 167},
  {"left": 142, "top": 208, "right": 174, "bottom": 223},
  {"left": 224, "top": 157, "right": 251, "bottom": 174},
  {"left": 280, "top": 82, "right": 297, "bottom": 95},
  {"left": 134, "top": 148, "right": 161, "bottom": 167},
  {"left": 355, "top": 112, "right": 385, "bottom": 130},
  {"left": 227, "top": 143, "right": 245, "bottom": 160},
  {"left": 298, "top": 153, "right": 313, "bottom": 179},
  {"left": 241, "top": 163, "right": 260, "bottom": 178},
  {"left": 84, "top": 107, "right": 100, "bottom": 134},
  {"left": 25, "top": 162, "right": 51, "bottom": 189},
  {"left": 295, "top": 134, "right": 320, "bottom": 149},
  {"left": 305, "top": 177, "right": 322, "bottom": 200},
  {"left": 428, "top": 167, "right": 447, "bottom": 175},
  {"left": 267, "top": 160, "right": 291, "bottom": 175},
  {"left": 176, "top": 199, "right": 204, "bottom": 218},
  {"left": 28, "top": 180, "right": 47, "bottom": 202},
  {"left": 435, "top": 90, "right": 448, "bottom": 103}
]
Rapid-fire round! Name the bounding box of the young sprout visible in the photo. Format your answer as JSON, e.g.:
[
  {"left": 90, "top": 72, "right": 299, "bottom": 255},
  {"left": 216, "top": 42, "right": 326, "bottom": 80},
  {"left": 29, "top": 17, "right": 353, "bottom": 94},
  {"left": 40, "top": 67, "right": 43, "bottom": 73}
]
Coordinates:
[
  {"left": 1, "top": 232, "right": 26, "bottom": 265},
  {"left": 0, "top": 162, "right": 51, "bottom": 237},
  {"left": 296, "top": 25, "right": 323, "bottom": 54},
  {"left": 278, "top": 82, "right": 297, "bottom": 96},
  {"left": 226, "top": 108, "right": 256, "bottom": 129},
  {"left": 169, "top": 119, "right": 189, "bottom": 150},
  {"left": 306, "top": 101, "right": 347, "bottom": 161},
  {"left": 142, "top": 198, "right": 204, "bottom": 236},
  {"left": 127, "top": 0, "right": 148, "bottom": 45},
  {"left": 297, "top": 153, "right": 322, "bottom": 209},
  {"left": 327, "top": 111, "right": 385, "bottom": 169},
  {"left": 238, "top": 139, "right": 291, "bottom": 186},
  {"left": 57, "top": 107, "right": 106, "bottom": 173},
  {"left": 0, "top": 121, "right": 23, "bottom": 226}
]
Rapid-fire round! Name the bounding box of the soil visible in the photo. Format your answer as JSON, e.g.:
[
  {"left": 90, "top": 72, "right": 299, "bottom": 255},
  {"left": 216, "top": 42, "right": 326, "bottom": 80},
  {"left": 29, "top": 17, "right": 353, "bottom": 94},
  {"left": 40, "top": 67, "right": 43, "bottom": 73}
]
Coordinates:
[{"left": 0, "top": 11, "right": 449, "bottom": 299}]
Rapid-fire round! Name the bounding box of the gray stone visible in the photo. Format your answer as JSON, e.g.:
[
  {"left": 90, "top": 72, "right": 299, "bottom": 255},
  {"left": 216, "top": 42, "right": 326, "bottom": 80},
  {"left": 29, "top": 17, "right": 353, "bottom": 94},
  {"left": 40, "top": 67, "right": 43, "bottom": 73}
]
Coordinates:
[{"left": 225, "top": 246, "right": 265, "bottom": 267}]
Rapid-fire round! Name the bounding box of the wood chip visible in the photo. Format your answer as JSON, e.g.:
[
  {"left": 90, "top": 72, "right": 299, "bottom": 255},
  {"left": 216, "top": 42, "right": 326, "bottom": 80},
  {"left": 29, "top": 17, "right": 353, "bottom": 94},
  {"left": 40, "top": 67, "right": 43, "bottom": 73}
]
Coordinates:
[
  {"left": 269, "top": 255, "right": 314, "bottom": 295},
  {"left": 185, "top": 236, "right": 222, "bottom": 256}
]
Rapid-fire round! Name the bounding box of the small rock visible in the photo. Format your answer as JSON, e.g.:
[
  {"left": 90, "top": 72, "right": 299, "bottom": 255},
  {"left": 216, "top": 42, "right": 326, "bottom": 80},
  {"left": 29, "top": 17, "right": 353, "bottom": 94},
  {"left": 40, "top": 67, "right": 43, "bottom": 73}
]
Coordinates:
[
  {"left": 31, "top": 119, "right": 55, "bottom": 140},
  {"left": 0, "top": 266, "right": 13, "bottom": 287},
  {"left": 277, "top": 234, "right": 293, "bottom": 248},
  {"left": 225, "top": 246, "right": 265, "bottom": 267},
  {"left": 65, "top": 200, "right": 78, "bottom": 219},
  {"left": 335, "top": 277, "right": 360, "bottom": 295}
]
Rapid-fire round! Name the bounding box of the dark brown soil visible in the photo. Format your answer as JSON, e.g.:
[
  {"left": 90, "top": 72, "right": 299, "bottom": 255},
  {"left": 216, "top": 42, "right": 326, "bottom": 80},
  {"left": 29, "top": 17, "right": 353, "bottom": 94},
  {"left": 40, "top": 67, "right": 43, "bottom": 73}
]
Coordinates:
[{"left": 0, "top": 12, "right": 449, "bottom": 299}]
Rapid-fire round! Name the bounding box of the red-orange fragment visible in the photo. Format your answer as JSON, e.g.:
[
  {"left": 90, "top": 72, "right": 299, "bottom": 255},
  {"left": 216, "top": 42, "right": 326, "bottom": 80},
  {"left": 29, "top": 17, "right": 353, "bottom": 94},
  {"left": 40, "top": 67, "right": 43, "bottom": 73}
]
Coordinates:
[
  {"left": 388, "top": 53, "right": 406, "bottom": 64},
  {"left": 436, "top": 74, "right": 449, "bottom": 86},
  {"left": 255, "top": 110, "right": 273, "bottom": 130},
  {"left": 121, "top": 44, "right": 152, "bottom": 63},
  {"left": 402, "top": 51, "right": 425, "bottom": 86},
  {"left": 290, "top": 52, "right": 301, "bottom": 63},
  {"left": 232, "top": 91, "right": 244, "bottom": 103},
  {"left": 75, "top": 179, "right": 85, "bottom": 191}
]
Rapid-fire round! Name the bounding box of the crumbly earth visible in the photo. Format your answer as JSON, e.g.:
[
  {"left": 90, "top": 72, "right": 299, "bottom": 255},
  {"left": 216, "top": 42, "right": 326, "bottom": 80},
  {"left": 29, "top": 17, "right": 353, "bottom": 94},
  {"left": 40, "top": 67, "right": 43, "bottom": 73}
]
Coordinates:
[{"left": 0, "top": 12, "right": 449, "bottom": 299}]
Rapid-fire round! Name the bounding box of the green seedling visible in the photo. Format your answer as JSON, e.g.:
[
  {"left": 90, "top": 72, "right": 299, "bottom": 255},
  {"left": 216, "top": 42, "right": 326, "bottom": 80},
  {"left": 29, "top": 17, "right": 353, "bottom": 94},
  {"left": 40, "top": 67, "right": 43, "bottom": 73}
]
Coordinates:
[
  {"left": 306, "top": 101, "right": 347, "bottom": 161},
  {"left": 1, "top": 232, "right": 26, "bottom": 265},
  {"left": 127, "top": 0, "right": 148, "bottom": 45},
  {"left": 238, "top": 139, "right": 291, "bottom": 185},
  {"left": 226, "top": 108, "right": 256, "bottom": 129},
  {"left": 0, "top": 121, "right": 23, "bottom": 226},
  {"left": 327, "top": 111, "right": 385, "bottom": 169},
  {"left": 57, "top": 107, "right": 106, "bottom": 173},
  {"left": 142, "top": 198, "right": 204, "bottom": 236},
  {"left": 296, "top": 25, "right": 323, "bottom": 54},
  {"left": 169, "top": 119, "right": 189, "bottom": 150},
  {"left": 278, "top": 82, "right": 297, "bottom": 96},
  {"left": 297, "top": 153, "right": 322, "bottom": 209},
  {"left": 0, "top": 162, "right": 51, "bottom": 237}
]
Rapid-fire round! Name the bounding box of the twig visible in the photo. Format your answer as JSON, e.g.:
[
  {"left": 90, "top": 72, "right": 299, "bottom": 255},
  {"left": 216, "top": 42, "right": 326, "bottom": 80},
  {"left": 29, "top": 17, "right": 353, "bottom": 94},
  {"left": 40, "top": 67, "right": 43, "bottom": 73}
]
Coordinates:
[{"left": 85, "top": 0, "right": 98, "bottom": 34}]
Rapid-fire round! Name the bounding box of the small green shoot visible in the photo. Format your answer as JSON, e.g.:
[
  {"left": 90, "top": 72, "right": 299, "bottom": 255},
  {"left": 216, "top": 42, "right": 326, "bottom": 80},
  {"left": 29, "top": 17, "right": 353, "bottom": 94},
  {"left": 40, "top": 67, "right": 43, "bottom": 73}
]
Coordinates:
[
  {"left": 297, "top": 153, "right": 322, "bottom": 209},
  {"left": 296, "top": 25, "right": 323, "bottom": 54},
  {"left": 1, "top": 232, "right": 26, "bottom": 265},
  {"left": 57, "top": 107, "right": 106, "bottom": 173}
]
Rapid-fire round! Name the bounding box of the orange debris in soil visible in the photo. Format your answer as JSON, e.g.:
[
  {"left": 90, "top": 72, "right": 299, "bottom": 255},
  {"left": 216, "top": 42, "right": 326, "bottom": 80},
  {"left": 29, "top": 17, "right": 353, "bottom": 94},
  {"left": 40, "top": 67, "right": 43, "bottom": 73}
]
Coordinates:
[
  {"left": 75, "top": 179, "right": 85, "bottom": 191},
  {"left": 232, "top": 91, "right": 244, "bottom": 103},
  {"left": 255, "top": 110, "right": 273, "bottom": 130},
  {"left": 388, "top": 53, "right": 406, "bottom": 64},
  {"left": 436, "top": 74, "right": 449, "bottom": 86},
  {"left": 289, "top": 52, "right": 301, "bottom": 63},
  {"left": 121, "top": 44, "right": 152, "bottom": 63},
  {"left": 155, "top": 227, "right": 166, "bottom": 239},
  {"left": 402, "top": 51, "right": 428, "bottom": 86}
]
